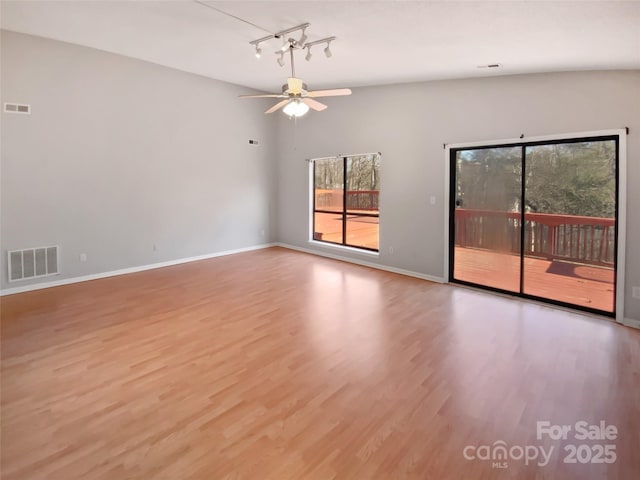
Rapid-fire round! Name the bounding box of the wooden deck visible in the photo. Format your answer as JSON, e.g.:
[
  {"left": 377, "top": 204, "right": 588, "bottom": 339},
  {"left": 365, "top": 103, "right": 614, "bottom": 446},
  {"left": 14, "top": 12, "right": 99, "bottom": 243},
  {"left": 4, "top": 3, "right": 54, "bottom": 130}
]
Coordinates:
[
  {"left": 314, "top": 212, "right": 379, "bottom": 250},
  {"left": 454, "top": 246, "right": 615, "bottom": 312}
]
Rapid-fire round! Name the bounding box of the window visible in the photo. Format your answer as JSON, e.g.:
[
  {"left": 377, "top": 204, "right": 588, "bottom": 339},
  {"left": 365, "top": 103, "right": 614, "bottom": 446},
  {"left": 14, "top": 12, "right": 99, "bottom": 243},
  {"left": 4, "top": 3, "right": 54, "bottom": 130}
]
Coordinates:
[{"left": 311, "top": 153, "right": 380, "bottom": 252}]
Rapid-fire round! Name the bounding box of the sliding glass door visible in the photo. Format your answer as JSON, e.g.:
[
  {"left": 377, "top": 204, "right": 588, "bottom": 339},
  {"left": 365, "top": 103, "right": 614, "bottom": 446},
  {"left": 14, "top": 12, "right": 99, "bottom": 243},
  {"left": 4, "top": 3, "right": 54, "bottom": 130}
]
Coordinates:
[
  {"left": 450, "top": 135, "right": 618, "bottom": 316},
  {"left": 451, "top": 146, "right": 522, "bottom": 292},
  {"left": 522, "top": 140, "right": 617, "bottom": 312}
]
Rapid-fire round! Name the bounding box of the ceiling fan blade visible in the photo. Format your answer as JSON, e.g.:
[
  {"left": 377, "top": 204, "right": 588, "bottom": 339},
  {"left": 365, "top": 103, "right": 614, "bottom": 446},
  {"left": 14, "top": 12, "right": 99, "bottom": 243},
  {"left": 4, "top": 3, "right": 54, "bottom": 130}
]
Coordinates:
[
  {"left": 265, "top": 99, "right": 290, "bottom": 114},
  {"left": 239, "top": 93, "right": 287, "bottom": 99},
  {"left": 302, "top": 98, "right": 328, "bottom": 112},
  {"left": 306, "top": 88, "right": 352, "bottom": 98}
]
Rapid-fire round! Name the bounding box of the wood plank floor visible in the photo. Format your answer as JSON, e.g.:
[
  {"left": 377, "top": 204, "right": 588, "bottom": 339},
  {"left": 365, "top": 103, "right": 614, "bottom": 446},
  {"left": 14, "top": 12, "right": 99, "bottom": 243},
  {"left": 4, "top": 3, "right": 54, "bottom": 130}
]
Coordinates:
[{"left": 1, "top": 247, "right": 639, "bottom": 479}]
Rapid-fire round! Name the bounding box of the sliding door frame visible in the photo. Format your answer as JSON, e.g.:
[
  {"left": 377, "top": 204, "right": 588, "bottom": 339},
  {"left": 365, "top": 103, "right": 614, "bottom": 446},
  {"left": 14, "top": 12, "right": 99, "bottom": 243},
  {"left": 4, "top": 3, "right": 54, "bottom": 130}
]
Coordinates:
[{"left": 444, "top": 129, "right": 627, "bottom": 323}]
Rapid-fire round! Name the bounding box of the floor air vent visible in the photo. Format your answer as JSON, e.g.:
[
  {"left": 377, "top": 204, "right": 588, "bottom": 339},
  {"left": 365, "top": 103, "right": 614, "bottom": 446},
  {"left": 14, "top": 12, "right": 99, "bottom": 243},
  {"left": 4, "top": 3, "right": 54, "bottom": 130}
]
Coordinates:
[{"left": 8, "top": 246, "right": 59, "bottom": 282}]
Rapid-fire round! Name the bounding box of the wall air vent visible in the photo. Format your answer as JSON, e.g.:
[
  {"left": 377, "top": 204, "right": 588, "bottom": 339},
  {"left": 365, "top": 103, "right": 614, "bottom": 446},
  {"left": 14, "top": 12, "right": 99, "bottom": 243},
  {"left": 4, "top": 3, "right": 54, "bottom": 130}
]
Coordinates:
[
  {"left": 4, "top": 103, "right": 31, "bottom": 114},
  {"left": 8, "top": 246, "right": 59, "bottom": 282}
]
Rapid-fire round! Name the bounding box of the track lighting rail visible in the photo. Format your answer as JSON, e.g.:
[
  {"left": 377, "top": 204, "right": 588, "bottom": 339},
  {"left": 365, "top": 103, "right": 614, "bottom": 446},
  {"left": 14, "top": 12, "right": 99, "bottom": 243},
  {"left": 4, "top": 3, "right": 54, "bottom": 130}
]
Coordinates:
[{"left": 249, "top": 23, "right": 310, "bottom": 46}]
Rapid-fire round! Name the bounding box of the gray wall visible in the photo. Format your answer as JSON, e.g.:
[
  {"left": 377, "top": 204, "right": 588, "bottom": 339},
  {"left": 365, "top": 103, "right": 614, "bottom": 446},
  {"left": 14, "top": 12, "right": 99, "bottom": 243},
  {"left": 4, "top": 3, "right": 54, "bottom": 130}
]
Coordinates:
[
  {"left": 275, "top": 71, "right": 640, "bottom": 321},
  {"left": 1, "top": 31, "right": 276, "bottom": 290},
  {"left": 2, "top": 32, "right": 639, "bottom": 321}
]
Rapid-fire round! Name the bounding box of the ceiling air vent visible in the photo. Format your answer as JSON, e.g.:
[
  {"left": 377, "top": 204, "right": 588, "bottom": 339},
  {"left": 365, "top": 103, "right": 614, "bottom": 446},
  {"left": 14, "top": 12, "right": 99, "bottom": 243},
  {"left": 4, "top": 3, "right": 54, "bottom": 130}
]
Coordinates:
[
  {"left": 4, "top": 103, "right": 31, "bottom": 114},
  {"left": 8, "top": 246, "right": 59, "bottom": 282}
]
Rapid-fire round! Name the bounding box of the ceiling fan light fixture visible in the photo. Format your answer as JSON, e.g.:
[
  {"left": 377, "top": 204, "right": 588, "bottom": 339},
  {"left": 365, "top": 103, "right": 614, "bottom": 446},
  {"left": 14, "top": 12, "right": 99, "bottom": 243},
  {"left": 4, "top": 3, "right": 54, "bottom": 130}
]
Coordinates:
[
  {"left": 243, "top": 29, "right": 346, "bottom": 117},
  {"left": 283, "top": 99, "right": 309, "bottom": 118}
]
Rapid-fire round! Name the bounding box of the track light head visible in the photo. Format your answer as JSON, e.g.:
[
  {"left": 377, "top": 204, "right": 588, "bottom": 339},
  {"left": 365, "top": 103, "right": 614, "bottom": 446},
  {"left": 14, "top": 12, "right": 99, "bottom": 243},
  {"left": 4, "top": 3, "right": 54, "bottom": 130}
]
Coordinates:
[
  {"left": 305, "top": 46, "right": 312, "bottom": 61},
  {"left": 277, "top": 52, "right": 285, "bottom": 67},
  {"left": 254, "top": 44, "right": 262, "bottom": 59},
  {"left": 299, "top": 27, "right": 308, "bottom": 46},
  {"left": 279, "top": 36, "right": 290, "bottom": 52},
  {"left": 324, "top": 41, "right": 332, "bottom": 58}
]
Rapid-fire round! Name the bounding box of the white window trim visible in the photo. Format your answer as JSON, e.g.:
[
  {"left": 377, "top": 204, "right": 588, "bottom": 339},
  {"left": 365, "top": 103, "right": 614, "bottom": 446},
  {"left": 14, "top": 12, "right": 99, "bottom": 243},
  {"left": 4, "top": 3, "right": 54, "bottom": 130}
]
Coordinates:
[{"left": 308, "top": 153, "right": 381, "bottom": 255}]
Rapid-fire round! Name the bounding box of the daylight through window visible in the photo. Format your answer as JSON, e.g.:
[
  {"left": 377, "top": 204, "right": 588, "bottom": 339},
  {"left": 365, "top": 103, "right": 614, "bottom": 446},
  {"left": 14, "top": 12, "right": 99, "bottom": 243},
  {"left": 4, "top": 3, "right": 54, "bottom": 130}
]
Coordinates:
[{"left": 312, "top": 153, "right": 380, "bottom": 251}]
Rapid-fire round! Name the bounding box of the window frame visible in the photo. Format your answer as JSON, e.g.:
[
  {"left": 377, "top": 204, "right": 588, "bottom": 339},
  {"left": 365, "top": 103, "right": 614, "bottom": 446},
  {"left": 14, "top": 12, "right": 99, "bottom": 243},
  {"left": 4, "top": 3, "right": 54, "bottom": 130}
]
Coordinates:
[
  {"left": 444, "top": 129, "right": 628, "bottom": 324},
  {"left": 309, "top": 153, "right": 380, "bottom": 253}
]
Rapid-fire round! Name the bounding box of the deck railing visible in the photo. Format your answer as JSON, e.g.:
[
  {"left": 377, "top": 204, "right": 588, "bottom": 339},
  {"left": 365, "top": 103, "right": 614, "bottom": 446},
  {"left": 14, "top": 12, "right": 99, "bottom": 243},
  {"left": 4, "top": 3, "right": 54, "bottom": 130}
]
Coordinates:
[
  {"left": 315, "top": 190, "right": 379, "bottom": 211},
  {"left": 454, "top": 208, "right": 615, "bottom": 266},
  {"left": 314, "top": 193, "right": 614, "bottom": 266}
]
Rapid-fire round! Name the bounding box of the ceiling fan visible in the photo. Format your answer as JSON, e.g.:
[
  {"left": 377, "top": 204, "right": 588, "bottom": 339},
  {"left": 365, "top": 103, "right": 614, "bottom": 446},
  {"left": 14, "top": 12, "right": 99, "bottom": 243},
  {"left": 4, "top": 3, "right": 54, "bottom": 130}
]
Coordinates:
[{"left": 239, "top": 38, "right": 352, "bottom": 117}]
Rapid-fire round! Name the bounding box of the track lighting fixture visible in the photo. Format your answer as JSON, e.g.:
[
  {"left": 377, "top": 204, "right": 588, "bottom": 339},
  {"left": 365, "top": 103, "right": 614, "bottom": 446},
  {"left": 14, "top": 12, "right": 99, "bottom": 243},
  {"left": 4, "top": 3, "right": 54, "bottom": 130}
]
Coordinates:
[
  {"left": 299, "top": 36, "right": 336, "bottom": 63},
  {"left": 249, "top": 25, "right": 337, "bottom": 67},
  {"left": 299, "top": 26, "right": 308, "bottom": 46},
  {"left": 279, "top": 36, "right": 289, "bottom": 52},
  {"left": 324, "top": 40, "right": 332, "bottom": 58}
]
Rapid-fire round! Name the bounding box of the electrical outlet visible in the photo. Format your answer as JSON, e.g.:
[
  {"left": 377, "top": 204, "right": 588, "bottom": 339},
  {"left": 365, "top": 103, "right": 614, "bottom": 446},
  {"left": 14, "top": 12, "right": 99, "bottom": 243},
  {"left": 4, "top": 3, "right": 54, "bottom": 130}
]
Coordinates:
[
  {"left": 153, "top": 244, "right": 157, "bottom": 252},
  {"left": 632, "top": 286, "right": 640, "bottom": 300},
  {"left": 389, "top": 246, "right": 394, "bottom": 255},
  {"left": 79, "top": 253, "right": 87, "bottom": 262}
]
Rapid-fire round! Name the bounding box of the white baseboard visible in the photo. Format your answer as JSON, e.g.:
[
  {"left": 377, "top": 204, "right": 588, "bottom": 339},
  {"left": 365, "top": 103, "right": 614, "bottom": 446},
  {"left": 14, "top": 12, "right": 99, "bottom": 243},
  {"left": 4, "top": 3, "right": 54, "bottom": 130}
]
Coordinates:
[
  {"left": 623, "top": 317, "right": 640, "bottom": 329},
  {"left": 275, "top": 242, "right": 445, "bottom": 284},
  {"left": 0, "top": 243, "right": 276, "bottom": 296}
]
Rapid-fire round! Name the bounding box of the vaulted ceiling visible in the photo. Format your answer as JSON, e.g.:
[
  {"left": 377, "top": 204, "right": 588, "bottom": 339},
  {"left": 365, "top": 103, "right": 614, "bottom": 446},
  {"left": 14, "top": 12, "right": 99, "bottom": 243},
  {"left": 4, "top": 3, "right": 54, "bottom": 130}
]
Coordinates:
[{"left": 2, "top": 1, "right": 639, "bottom": 92}]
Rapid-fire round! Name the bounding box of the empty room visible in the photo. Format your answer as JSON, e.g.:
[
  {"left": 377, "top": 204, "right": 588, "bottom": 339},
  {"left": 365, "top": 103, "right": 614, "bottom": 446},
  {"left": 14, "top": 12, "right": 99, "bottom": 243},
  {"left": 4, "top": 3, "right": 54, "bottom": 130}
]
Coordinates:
[{"left": 1, "top": 1, "right": 640, "bottom": 479}]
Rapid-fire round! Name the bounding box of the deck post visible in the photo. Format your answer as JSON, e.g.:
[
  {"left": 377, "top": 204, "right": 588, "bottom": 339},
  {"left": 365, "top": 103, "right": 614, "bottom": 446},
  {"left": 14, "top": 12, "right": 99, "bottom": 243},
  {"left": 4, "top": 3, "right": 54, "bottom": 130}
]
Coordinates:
[{"left": 546, "top": 224, "right": 555, "bottom": 260}]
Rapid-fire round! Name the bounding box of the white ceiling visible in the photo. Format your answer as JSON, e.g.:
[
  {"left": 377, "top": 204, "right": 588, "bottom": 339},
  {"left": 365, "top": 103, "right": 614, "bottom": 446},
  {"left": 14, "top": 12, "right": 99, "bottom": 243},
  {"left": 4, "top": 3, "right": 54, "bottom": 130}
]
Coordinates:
[{"left": 2, "top": 0, "right": 639, "bottom": 92}]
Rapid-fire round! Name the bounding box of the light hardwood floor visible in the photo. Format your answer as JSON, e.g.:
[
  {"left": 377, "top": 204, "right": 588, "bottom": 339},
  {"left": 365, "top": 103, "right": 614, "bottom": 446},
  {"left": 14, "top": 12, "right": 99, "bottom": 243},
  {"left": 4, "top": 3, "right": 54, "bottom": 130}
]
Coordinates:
[{"left": 1, "top": 247, "right": 639, "bottom": 479}]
